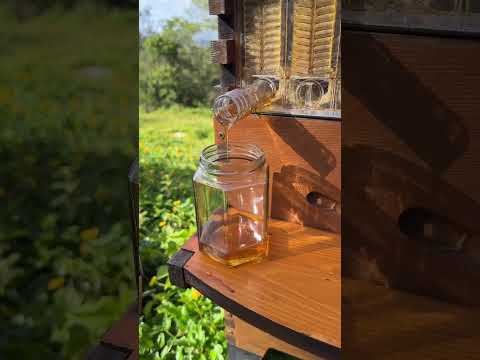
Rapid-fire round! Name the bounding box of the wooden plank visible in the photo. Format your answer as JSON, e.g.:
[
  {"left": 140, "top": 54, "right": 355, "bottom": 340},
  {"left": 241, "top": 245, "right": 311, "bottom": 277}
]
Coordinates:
[
  {"left": 177, "top": 219, "right": 341, "bottom": 356},
  {"left": 215, "top": 116, "right": 341, "bottom": 232},
  {"left": 343, "top": 278, "right": 480, "bottom": 359},
  {"left": 211, "top": 39, "right": 235, "bottom": 64},
  {"left": 226, "top": 313, "right": 330, "bottom": 360}
]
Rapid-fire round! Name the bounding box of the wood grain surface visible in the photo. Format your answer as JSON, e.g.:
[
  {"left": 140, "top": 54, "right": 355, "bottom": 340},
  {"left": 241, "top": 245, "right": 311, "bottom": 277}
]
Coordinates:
[
  {"left": 209, "top": 0, "right": 230, "bottom": 15},
  {"left": 225, "top": 312, "right": 330, "bottom": 360},
  {"left": 343, "top": 30, "right": 480, "bottom": 205},
  {"left": 211, "top": 39, "right": 235, "bottom": 64},
  {"left": 343, "top": 278, "right": 480, "bottom": 359},
  {"left": 215, "top": 116, "right": 341, "bottom": 232},
  {"left": 181, "top": 219, "right": 341, "bottom": 353}
]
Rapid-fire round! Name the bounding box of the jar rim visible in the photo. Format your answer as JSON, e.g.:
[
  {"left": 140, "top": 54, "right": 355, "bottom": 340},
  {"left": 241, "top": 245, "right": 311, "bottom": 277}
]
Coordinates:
[{"left": 199, "top": 143, "right": 265, "bottom": 176}]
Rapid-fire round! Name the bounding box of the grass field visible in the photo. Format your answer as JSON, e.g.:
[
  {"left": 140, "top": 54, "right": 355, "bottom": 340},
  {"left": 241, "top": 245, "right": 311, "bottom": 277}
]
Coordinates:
[
  {"left": 0, "top": 5, "right": 137, "bottom": 359},
  {"left": 139, "top": 106, "right": 227, "bottom": 360}
]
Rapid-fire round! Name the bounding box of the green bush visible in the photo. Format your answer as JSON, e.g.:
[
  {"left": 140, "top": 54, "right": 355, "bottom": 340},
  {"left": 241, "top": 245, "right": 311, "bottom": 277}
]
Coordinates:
[{"left": 139, "top": 107, "right": 227, "bottom": 359}]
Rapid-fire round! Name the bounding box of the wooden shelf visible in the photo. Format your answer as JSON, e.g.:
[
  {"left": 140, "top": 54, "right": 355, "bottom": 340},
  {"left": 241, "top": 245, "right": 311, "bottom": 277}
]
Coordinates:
[
  {"left": 168, "top": 219, "right": 341, "bottom": 359},
  {"left": 343, "top": 278, "right": 480, "bottom": 359}
]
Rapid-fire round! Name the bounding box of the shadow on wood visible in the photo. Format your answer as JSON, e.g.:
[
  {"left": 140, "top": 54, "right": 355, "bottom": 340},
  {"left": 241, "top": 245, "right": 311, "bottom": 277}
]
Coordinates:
[
  {"left": 267, "top": 119, "right": 337, "bottom": 177},
  {"left": 343, "top": 31, "right": 469, "bottom": 173},
  {"left": 272, "top": 165, "right": 340, "bottom": 233}
]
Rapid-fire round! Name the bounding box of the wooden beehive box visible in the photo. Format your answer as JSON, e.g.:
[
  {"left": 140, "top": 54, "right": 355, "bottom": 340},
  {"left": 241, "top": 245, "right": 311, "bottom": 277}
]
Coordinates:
[
  {"left": 168, "top": 1, "right": 341, "bottom": 359},
  {"left": 211, "top": 0, "right": 342, "bottom": 233}
]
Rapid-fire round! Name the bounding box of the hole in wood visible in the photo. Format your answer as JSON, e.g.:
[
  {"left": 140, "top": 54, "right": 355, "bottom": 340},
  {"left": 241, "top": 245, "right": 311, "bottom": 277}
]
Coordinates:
[
  {"left": 306, "top": 191, "right": 337, "bottom": 211},
  {"left": 397, "top": 207, "right": 467, "bottom": 252}
]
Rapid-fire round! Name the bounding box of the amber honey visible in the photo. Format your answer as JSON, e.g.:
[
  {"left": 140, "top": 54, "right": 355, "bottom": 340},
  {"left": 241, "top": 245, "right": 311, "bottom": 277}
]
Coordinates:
[
  {"left": 193, "top": 144, "right": 270, "bottom": 267},
  {"left": 199, "top": 208, "right": 269, "bottom": 266}
]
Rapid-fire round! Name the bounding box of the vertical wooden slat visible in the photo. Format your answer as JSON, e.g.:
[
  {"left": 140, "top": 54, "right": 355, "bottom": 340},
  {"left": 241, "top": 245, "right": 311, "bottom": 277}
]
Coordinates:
[
  {"left": 209, "top": 0, "right": 232, "bottom": 15},
  {"left": 211, "top": 39, "right": 235, "bottom": 64},
  {"left": 211, "top": 0, "right": 236, "bottom": 90}
]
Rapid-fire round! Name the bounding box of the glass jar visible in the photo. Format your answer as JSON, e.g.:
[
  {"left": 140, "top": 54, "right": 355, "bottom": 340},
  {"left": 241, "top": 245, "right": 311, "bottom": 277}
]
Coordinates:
[
  {"left": 213, "top": 78, "right": 277, "bottom": 129},
  {"left": 193, "top": 143, "right": 270, "bottom": 266}
]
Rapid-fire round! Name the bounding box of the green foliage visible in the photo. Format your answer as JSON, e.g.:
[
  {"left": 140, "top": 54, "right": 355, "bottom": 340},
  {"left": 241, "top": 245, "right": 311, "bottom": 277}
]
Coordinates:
[
  {"left": 0, "top": 6, "right": 136, "bottom": 359},
  {"left": 139, "top": 18, "right": 218, "bottom": 111},
  {"left": 140, "top": 280, "right": 226, "bottom": 360},
  {"left": 139, "top": 107, "right": 227, "bottom": 359}
]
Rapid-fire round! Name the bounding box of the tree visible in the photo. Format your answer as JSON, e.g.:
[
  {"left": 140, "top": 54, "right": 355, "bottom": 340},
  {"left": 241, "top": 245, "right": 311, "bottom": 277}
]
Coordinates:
[{"left": 139, "top": 18, "right": 218, "bottom": 110}]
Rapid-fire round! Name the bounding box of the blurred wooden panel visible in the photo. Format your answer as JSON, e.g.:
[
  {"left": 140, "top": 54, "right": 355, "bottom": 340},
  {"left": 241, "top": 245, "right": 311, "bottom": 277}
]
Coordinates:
[
  {"left": 342, "top": 28, "right": 480, "bottom": 322},
  {"left": 215, "top": 115, "right": 341, "bottom": 232},
  {"left": 343, "top": 278, "right": 480, "bottom": 359},
  {"left": 343, "top": 30, "right": 480, "bottom": 207}
]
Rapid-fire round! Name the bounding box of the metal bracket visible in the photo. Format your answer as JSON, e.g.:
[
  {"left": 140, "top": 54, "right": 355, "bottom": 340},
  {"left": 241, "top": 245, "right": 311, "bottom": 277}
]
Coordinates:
[{"left": 167, "top": 249, "right": 194, "bottom": 289}]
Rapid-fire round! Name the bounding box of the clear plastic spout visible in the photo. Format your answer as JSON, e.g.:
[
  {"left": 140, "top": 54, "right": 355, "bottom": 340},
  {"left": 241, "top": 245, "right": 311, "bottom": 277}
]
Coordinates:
[{"left": 213, "top": 78, "right": 277, "bottom": 129}]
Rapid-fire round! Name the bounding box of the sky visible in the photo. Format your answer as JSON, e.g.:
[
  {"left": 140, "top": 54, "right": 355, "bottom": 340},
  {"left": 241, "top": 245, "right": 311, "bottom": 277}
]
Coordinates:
[
  {"left": 139, "top": 0, "right": 216, "bottom": 44},
  {"left": 140, "top": 0, "right": 193, "bottom": 31}
]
